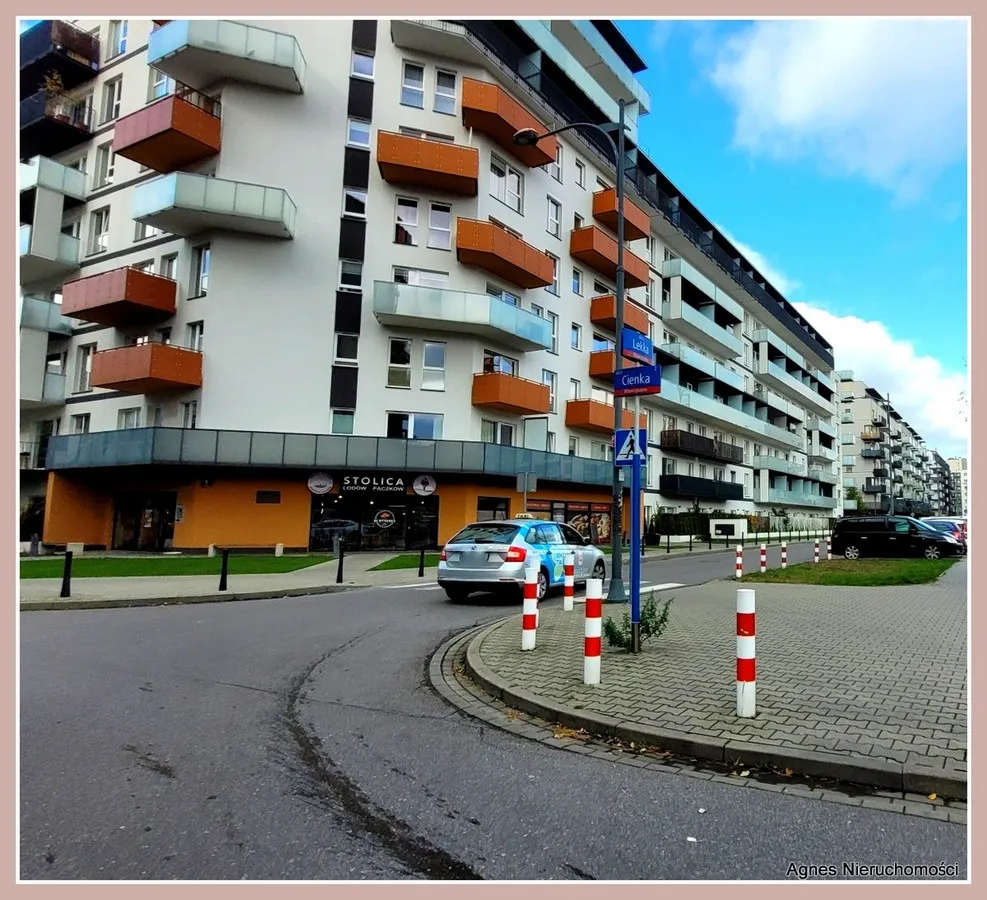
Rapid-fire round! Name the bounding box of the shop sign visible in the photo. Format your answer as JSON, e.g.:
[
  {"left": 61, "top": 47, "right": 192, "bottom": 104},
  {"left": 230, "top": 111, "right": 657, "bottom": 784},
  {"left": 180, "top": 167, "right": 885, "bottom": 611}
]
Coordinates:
[
  {"left": 341, "top": 475, "right": 406, "bottom": 493},
  {"left": 374, "top": 509, "right": 397, "bottom": 529},
  {"left": 412, "top": 474, "right": 437, "bottom": 496},
  {"left": 307, "top": 472, "right": 334, "bottom": 495}
]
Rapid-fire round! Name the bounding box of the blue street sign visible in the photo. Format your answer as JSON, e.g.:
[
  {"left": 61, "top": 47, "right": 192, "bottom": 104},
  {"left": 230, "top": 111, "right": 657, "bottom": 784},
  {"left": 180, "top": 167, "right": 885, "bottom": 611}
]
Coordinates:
[
  {"left": 614, "top": 428, "right": 647, "bottom": 467},
  {"left": 621, "top": 327, "right": 654, "bottom": 365},
  {"left": 613, "top": 364, "right": 662, "bottom": 397}
]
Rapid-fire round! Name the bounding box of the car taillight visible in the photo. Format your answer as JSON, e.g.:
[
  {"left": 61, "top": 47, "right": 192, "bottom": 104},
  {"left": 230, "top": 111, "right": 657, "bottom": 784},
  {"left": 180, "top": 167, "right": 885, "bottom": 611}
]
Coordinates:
[
  {"left": 505, "top": 547, "right": 527, "bottom": 563},
  {"left": 440, "top": 549, "right": 447, "bottom": 561}
]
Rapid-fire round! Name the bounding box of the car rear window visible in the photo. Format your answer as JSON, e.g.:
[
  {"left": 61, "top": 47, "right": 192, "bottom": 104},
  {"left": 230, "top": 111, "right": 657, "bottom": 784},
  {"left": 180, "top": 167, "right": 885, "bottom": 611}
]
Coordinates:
[{"left": 448, "top": 523, "right": 521, "bottom": 545}]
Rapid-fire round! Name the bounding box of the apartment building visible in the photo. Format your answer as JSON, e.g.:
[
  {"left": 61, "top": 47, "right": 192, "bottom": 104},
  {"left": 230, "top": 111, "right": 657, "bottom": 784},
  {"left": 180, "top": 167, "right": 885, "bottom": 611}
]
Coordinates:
[
  {"left": 927, "top": 450, "right": 953, "bottom": 516},
  {"left": 19, "top": 17, "right": 838, "bottom": 553},
  {"left": 948, "top": 457, "right": 968, "bottom": 516},
  {"left": 836, "top": 372, "right": 942, "bottom": 517}
]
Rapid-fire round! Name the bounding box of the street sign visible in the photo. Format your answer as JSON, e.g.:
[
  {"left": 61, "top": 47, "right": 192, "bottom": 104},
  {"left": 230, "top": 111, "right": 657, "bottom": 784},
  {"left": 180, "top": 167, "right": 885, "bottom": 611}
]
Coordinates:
[
  {"left": 614, "top": 428, "right": 647, "bottom": 467},
  {"left": 613, "top": 364, "right": 662, "bottom": 397},
  {"left": 516, "top": 473, "right": 538, "bottom": 493},
  {"left": 621, "top": 327, "right": 654, "bottom": 365}
]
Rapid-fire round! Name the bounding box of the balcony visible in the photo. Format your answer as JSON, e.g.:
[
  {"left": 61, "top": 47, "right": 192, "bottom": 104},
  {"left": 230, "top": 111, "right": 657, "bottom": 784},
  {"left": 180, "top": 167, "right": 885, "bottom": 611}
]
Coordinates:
[
  {"left": 112, "top": 86, "right": 221, "bottom": 174},
  {"left": 455, "top": 219, "right": 554, "bottom": 288},
  {"left": 133, "top": 172, "right": 297, "bottom": 239},
  {"left": 861, "top": 447, "right": 885, "bottom": 459},
  {"left": 806, "top": 415, "right": 836, "bottom": 438},
  {"left": 19, "top": 156, "right": 87, "bottom": 225},
  {"left": 767, "top": 489, "right": 837, "bottom": 509},
  {"left": 588, "top": 350, "right": 639, "bottom": 379},
  {"left": 19, "top": 296, "right": 73, "bottom": 336},
  {"left": 61, "top": 267, "right": 178, "bottom": 327},
  {"left": 20, "top": 92, "right": 94, "bottom": 160},
  {"left": 871, "top": 414, "right": 888, "bottom": 427},
  {"left": 892, "top": 458, "right": 903, "bottom": 469},
  {"left": 372, "top": 281, "right": 552, "bottom": 352},
  {"left": 753, "top": 455, "right": 806, "bottom": 476},
  {"left": 19, "top": 20, "right": 99, "bottom": 100},
  {"left": 569, "top": 226, "right": 649, "bottom": 289},
  {"left": 148, "top": 20, "right": 306, "bottom": 93},
  {"left": 861, "top": 427, "right": 884, "bottom": 442},
  {"left": 660, "top": 474, "right": 744, "bottom": 502},
  {"left": 565, "top": 398, "right": 643, "bottom": 434},
  {"left": 461, "top": 77, "right": 557, "bottom": 168},
  {"left": 661, "top": 297, "right": 743, "bottom": 360},
  {"left": 863, "top": 482, "right": 888, "bottom": 494},
  {"left": 21, "top": 372, "right": 67, "bottom": 410},
  {"left": 470, "top": 372, "right": 550, "bottom": 416},
  {"left": 806, "top": 466, "right": 839, "bottom": 486},
  {"left": 755, "top": 357, "right": 832, "bottom": 415},
  {"left": 658, "top": 342, "right": 744, "bottom": 392},
  {"left": 90, "top": 343, "right": 203, "bottom": 394},
  {"left": 807, "top": 444, "right": 837, "bottom": 463},
  {"left": 19, "top": 225, "right": 79, "bottom": 284},
  {"left": 661, "top": 429, "right": 744, "bottom": 464},
  {"left": 662, "top": 257, "right": 744, "bottom": 322},
  {"left": 589, "top": 294, "right": 650, "bottom": 335},
  {"left": 376, "top": 131, "right": 479, "bottom": 196},
  {"left": 591, "top": 188, "right": 650, "bottom": 242}
]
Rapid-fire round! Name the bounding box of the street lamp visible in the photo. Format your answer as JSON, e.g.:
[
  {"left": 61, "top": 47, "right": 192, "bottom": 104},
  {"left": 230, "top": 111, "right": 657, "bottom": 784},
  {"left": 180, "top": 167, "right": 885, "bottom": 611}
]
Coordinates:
[{"left": 514, "top": 98, "right": 630, "bottom": 604}]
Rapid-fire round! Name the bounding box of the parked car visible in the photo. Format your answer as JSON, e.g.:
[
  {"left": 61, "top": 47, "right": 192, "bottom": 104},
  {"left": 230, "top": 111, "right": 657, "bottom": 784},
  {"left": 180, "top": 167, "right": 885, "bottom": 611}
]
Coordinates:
[
  {"left": 832, "top": 515, "right": 964, "bottom": 560},
  {"left": 920, "top": 518, "right": 967, "bottom": 553},
  {"left": 437, "top": 518, "right": 607, "bottom": 602}
]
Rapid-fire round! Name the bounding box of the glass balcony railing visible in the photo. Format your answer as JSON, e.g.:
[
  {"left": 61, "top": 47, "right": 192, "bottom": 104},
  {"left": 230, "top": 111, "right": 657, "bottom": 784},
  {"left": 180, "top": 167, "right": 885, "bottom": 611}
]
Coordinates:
[
  {"left": 19, "top": 295, "right": 73, "bottom": 335},
  {"left": 658, "top": 342, "right": 744, "bottom": 391},
  {"left": 661, "top": 257, "right": 744, "bottom": 321},
  {"left": 768, "top": 489, "right": 837, "bottom": 509},
  {"left": 18, "top": 155, "right": 87, "bottom": 199},
  {"left": 19, "top": 225, "right": 81, "bottom": 271},
  {"left": 661, "top": 299, "right": 743, "bottom": 359},
  {"left": 753, "top": 454, "right": 806, "bottom": 476}
]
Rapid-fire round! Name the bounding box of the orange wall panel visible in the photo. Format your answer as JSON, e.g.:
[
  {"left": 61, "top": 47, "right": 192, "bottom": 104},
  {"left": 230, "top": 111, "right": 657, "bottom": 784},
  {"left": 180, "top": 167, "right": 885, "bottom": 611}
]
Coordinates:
[{"left": 42, "top": 472, "right": 113, "bottom": 546}]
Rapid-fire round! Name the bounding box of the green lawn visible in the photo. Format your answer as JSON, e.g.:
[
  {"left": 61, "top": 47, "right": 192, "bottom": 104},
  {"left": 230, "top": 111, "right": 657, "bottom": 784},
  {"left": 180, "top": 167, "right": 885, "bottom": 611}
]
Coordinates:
[
  {"left": 19, "top": 555, "right": 334, "bottom": 579},
  {"left": 369, "top": 553, "right": 441, "bottom": 571},
  {"left": 739, "top": 557, "right": 958, "bottom": 587}
]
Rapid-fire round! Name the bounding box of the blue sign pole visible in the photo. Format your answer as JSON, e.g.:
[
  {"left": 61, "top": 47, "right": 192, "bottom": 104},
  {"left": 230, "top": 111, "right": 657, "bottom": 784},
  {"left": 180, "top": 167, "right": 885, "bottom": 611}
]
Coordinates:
[{"left": 630, "top": 395, "right": 643, "bottom": 652}]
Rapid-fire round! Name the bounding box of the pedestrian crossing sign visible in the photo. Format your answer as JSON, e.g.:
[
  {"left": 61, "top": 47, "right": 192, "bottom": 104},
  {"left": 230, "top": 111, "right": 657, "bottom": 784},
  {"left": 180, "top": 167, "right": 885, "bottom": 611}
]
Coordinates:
[{"left": 614, "top": 428, "right": 647, "bottom": 467}]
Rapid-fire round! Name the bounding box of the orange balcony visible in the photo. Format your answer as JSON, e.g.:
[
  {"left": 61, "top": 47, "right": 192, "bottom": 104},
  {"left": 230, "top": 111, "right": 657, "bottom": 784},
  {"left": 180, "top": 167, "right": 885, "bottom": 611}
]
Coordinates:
[
  {"left": 471, "top": 372, "right": 551, "bottom": 416},
  {"left": 112, "top": 88, "right": 221, "bottom": 173},
  {"left": 461, "top": 77, "right": 557, "bottom": 168},
  {"left": 456, "top": 219, "right": 554, "bottom": 289},
  {"left": 90, "top": 343, "right": 203, "bottom": 394},
  {"left": 592, "top": 188, "right": 650, "bottom": 242},
  {"left": 61, "top": 266, "right": 178, "bottom": 327},
  {"left": 376, "top": 130, "right": 478, "bottom": 196},
  {"left": 570, "top": 226, "right": 649, "bottom": 289},
  {"left": 589, "top": 294, "right": 651, "bottom": 335},
  {"left": 589, "top": 350, "right": 640, "bottom": 380},
  {"left": 566, "top": 398, "right": 645, "bottom": 434}
]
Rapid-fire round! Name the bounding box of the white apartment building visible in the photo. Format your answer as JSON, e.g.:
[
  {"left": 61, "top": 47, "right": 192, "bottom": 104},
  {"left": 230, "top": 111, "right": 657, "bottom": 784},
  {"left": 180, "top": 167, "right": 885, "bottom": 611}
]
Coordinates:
[
  {"left": 948, "top": 457, "right": 968, "bottom": 516},
  {"left": 19, "top": 17, "right": 839, "bottom": 553}
]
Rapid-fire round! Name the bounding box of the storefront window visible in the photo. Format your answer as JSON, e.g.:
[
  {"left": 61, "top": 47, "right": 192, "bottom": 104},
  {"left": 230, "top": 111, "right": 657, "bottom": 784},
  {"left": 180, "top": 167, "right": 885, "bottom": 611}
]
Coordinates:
[{"left": 477, "top": 496, "right": 511, "bottom": 521}]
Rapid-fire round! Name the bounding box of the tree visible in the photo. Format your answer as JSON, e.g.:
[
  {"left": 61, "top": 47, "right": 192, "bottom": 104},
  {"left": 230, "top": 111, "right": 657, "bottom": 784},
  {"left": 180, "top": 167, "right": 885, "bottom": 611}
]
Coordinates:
[{"left": 845, "top": 486, "right": 865, "bottom": 513}]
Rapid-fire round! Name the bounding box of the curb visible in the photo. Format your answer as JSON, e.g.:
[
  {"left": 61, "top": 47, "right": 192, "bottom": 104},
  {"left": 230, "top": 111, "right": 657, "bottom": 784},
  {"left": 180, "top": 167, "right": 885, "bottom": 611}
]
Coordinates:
[
  {"left": 461, "top": 617, "right": 967, "bottom": 801},
  {"left": 19, "top": 583, "right": 368, "bottom": 612}
]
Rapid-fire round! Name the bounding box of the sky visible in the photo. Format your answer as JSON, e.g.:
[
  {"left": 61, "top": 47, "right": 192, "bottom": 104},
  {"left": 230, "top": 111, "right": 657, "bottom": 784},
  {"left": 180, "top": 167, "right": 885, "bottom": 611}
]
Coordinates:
[{"left": 619, "top": 17, "right": 969, "bottom": 459}]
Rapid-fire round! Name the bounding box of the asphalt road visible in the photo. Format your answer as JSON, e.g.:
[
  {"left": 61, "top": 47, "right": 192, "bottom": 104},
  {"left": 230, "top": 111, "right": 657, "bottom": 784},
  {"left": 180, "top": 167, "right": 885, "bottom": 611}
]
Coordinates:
[{"left": 20, "top": 543, "right": 967, "bottom": 880}]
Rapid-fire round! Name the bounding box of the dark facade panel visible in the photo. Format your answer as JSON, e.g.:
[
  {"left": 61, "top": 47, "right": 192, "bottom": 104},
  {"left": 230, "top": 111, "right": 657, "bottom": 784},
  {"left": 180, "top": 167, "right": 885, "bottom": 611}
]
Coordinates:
[
  {"left": 334, "top": 291, "right": 362, "bottom": 334},
  {"left": 343, "top": 147, "right": 370, "bottom": 189},
  {"left": 351, "top": 19, "right": 378, "bottom": 51},
  {"left": 347, "top": 77, "right": 374, "bottom": 120},
  {"left": 338, "top": 217, "right": 366, "bottom": 262},
  {"left": 330, "top": 364, "right": 359, "bottom": 409}
]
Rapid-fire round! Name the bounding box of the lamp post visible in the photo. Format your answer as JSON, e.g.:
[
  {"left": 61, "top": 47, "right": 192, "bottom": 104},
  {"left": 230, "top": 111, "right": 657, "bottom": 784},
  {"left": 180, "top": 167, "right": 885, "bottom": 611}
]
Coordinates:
[{"left": 514, "top": 98, "right": 630, "bottom": 603}]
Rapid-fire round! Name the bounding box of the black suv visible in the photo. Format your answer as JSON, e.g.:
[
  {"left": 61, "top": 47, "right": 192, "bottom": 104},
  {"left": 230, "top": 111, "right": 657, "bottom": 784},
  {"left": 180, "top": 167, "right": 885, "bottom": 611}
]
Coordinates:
[{"left": 831, "top": 515, "right": 964, "bottom": 560}]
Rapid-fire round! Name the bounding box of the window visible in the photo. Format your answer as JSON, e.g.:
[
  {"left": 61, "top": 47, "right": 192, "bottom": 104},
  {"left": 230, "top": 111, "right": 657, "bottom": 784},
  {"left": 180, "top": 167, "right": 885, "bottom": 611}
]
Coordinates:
[
  {"left": 117, "top": 408, "right": 140, "bottom": 430},
  {"left": 388, "top": 339, "right": 413, "bottom": 388},
  {"left": 664, "top": 247, "right": 677, "bottom": 263},
  {"left": 399, "top": 126, "right": 455, "bottom": 143},
  {"left": 191, "top": 244, "right": 210, "bottom": 294},
  {"left": 394, "top": 197, "right": 421, "bottom": 245},
  {"left": 548, "top": 312, "right": 559, "bottom": 353},
  {"left": 422, "top": 341, "right": 446, "bottom": 390},
  {"left": 593, "top": 279, "right": 611, "bottom": 296},
  {"left": 156, "top": 327, "right": 172, "bottom": 344},
  {"left": 428, "top": 203, "right": 452, "bottom": 250},
  {"left": 101, "top": 77, "right": 122, "bottom": 123},
  {"left": 490, "top": 156, "right": 523, "bottom": 213},
  {"left": 530, "top": 303, "right": 544, "bottom": 318},
  {"left": 434, "top": 70, "right": 456, "bottom": 114},
  {"left": 94, "top": 144, "right": 114, "bottom": 188},
  {"left": 482, "top": 349, "right": 518, "bottom": 376},
  {"left": 343, "top": 186, "right": 368, "bottom": 219},
  {"left": 134, "top": 221, "right": 161, "bottom": 241},
  {"left": 75, "top": 345, "right": 95, "bottom": 392},
  {"left": 592, "top": 333, "right": 613, "bottom": 352},
  {"left": 331, "top": 410, "right": 355, "bottom": 435},
  {"left": 186, "top": 321, "right": 204, "bottom": 351},
  {"left": 570, "top": 323, "right": 582, "bottom": 351},
  {"left": 339, "top": 259, "right": 363, "bottom": 292},
  {"left": 575, "top": 158, "right": 586, "bottom": 188},
  {"left": 481, "top": 420, "right": 515, "bottom": 446},
  {"left": 335, "top": 333, "right": 359, "bottom": 364},
  {"left": 546, "top": 253, "right": 560, "bottom": 295},
  {"left": 393, "top": 266, "right": 448, "bottom": 289},
  {"left": 148, "top": 68, "right": 174, "bottom": 101},
  {"left": 574, "top": 212, "right": 584, "bottom": 230},
  {"left": 550, "top": 144, "right": 563, "bottom": 182},
  {"left": 387, "top": 412, "right": 443, "bottom": 440},
  {"left": 486, "top": 283, "right": 519, "bottom": 306},
  {"left": 351, "top": 49, "right": 375, "bottom": 79},
  {"left": 182, "top": 400, "right": 198, "bottom": 429},
  {"left": 159, "top": 254, "right": 177, "bottom": 280},
  {"left": 569, "top": 436, "right": 579, "bottom": 456},
  {"left": 108, "top": 19, "right": 128, "bottom": 57},
  {"left": 646, "top": 278, "right": 657, "bottom": 310},
  {"left": 596, "top": 176, "right": 611, "bottom": 191},
  {"left": 71, "top": 413, "right": 90, "bottom": 434},
  {"left": 542, "top": 370, "right": 557, "bottom": 413},
  {"left": 547, "top": 432, "right": 556, "bottom": 453},
  {"left": 133, "top": 259, "right": 154, "bottom": 273},
  {"left": 546, "top": 197, "right": 561, "bottom": 238},
  {"left": 256, "top": 491, "right": 281, "bottom": 505},
  {"left": 569, "top": 378, "right": 581, "bottom": 400},
  {"left": 346, "top": 117, "right": 371, "bottom": 148},
  {"left": 591, "top": 387, "right": 613, "bottom": 405},
  {"left": 572, "top": 267, "right": 583, "bottom": 295},
  {"left": 699, "top": 464, "right": 707, "bottom": 479},
  {"left": 401, "top": 62, "right": 425, "bottom": 107},
  {"left": 88, "top": 208, "right": 110, "bottom": 255}
]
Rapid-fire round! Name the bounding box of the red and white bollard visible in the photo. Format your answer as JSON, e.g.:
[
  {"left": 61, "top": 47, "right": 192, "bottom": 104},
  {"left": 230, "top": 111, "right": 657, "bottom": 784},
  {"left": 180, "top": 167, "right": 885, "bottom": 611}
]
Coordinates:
[
  {"left": 521, "top": 566, "right": 538, "bottom": 651},
  {"left": 781, "top": 542, "right": 788, "bottom": 569},
  {"left": 814, "top": 540, "right": 820, "bottom": 564},
  {"left": 563, "top": 553, "right": 575, "bottom": 612},
  {"left": 735, "top": 545, "right": 743, "bottom": 578},
  {"left": 759, "top": 543, "right": 767, "bottom": 574},
  {"left": 826, "top": 535, "right": 832, "bottom": 561},
  {"left": 583, "top": 577, "right": 603, "bottom": 684},
  {"left": 736, "top": 588, "right": 756, "bottom": 717}
]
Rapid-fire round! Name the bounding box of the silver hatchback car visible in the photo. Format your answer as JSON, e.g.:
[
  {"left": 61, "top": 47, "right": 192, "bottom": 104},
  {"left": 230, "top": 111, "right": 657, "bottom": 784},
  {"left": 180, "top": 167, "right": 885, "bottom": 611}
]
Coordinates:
[{"left": 437, "top": 517, "right": 607, "bottom": 602}]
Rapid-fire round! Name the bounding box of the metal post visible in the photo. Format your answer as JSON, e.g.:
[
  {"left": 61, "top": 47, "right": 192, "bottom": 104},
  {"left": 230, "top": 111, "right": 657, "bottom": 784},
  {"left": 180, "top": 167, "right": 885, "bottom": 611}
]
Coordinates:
[
  {"left": 418, "top": 545, "right": 426, "bottom": 578},
  {"left": 689, "top": 533, "right": 693, "bottom": 552},
  {"left": 30, "top": 533, "right": 39, "bottom": 557},
  {"left": 336, "top": 541, "right": 344, "bottom": 584},
  {"left": 59, "top": 550, "right": 73, "bottom": 599},
  {"left": 219, "top": 548, "right": 230, "bottom": 592},
  {"left": 630, "top": 394, "right": 642, "bottom": 653}
]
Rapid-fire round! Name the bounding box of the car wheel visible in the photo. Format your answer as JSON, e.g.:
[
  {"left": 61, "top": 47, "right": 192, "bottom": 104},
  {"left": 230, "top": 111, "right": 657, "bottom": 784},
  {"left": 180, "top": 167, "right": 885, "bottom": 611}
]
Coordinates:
[
  {"left": 444, "top": 587, "right": 469, "bottom": 602},
  {"left": 591, "top": 559, "right": 606, "bottom": 581},
  {"left": 537, "top": 568, "right": 549, "bottom": 601},
  {"left": 843, "top": 545, "right": 860, "bottom": 560},
  {"left": 924, "top": 545, "right": 942, "bottom": 561}
]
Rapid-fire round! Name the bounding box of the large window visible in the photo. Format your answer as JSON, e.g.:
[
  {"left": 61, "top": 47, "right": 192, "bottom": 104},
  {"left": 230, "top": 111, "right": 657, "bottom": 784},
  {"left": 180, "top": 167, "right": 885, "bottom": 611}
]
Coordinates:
[
  {"left": 386, "top": 412, "right": 443, "bottom": 440},
  {"left": 387, "top": 339, "right": 412, "bottom": 388},
  {"left": 490, "top": 156, "right": 523, "bottom": 213},
  {"left": 401, "top": 62, "right": 425, "bottom": 107}
]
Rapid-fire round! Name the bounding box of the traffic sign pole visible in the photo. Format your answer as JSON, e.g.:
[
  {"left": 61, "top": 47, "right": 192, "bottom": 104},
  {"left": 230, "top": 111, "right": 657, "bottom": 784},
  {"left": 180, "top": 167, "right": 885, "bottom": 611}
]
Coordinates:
[{"left": 630, "top": 395, "right": 643, "bottom": 653}]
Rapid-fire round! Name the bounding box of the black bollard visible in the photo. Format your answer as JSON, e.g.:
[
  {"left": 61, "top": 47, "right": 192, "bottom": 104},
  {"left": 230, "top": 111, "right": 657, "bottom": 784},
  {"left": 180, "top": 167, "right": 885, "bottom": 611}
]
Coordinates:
[
  {"left": 689, "top": 533, "right": 693, "bottom": 552},
  {"left": 707, "top": 532, "right": 712, "bottom": 550},
  {"left": 30, "top": 533, "right": 39, "bottom": 557},
  {"left": 336, "top": 541, "right": 344, "bottom": 584},
  {"left": 666, "top": 533, "right": 670, "bottom": 554},
  {"left": 418, "top": 546, "right": 426, "bottom": 578},
  {"left": 59, "top": 550, "right": 73, "bottom": 599},
  {"left": 219, "top": 549, "right": 230, "bottom": 592}
]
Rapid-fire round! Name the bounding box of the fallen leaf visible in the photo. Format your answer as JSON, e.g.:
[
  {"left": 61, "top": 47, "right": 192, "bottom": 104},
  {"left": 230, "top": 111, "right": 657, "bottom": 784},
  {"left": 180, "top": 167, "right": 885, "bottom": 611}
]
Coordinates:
[
  {"left": 784, "top": 768, "right": 793, "bottom": 777},
  {"left": 928, "top": 793, "right": 937, "bottom": 801},
  {"left": 630, "top": 742, "right": 636, "bottom": 749},
  {"left": 740, "top": 770, "right": 750, "bottom": 777}
]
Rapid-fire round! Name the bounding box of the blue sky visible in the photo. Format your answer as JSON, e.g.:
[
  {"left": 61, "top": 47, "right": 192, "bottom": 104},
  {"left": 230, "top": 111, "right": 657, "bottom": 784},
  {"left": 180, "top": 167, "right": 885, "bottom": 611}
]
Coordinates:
[{"left": 619, "top": 18, "right": 968, "bottom": 457}]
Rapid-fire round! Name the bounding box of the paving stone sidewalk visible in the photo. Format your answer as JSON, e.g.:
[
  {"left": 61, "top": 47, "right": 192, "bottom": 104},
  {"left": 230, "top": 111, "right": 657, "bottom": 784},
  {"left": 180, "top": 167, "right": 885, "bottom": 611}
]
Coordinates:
[{"left": 465, "top": 561, "right": 968, "bottom": 798}]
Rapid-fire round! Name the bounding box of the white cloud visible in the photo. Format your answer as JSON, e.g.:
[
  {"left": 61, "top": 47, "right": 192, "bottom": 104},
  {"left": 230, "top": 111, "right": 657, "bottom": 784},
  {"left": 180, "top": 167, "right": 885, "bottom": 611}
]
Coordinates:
[
  {"left": 712, "top": 221, "right": 800, "bottom": 296},
  {"left": 793, "top": 301, "right": 968, "bottom": 458},
  {"left": 706, "top": 18, "right": 968, "bottom": 200}
]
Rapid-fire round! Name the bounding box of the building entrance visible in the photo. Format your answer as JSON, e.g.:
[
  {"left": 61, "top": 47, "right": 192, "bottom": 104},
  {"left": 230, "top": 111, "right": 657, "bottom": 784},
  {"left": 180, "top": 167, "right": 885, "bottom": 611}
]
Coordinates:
[
  {"left": 309, "top": 492, "right": 439, "bottom": 552},
  {"left": 112, "top": 492, "right": 178, "bottom": 551}
]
